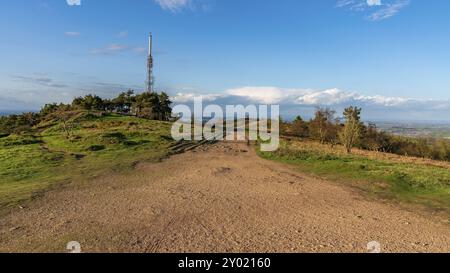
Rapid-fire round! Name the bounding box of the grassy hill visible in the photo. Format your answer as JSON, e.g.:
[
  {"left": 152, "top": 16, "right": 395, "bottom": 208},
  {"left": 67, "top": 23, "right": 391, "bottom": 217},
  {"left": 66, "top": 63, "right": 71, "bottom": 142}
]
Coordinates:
[
  {"left": 2, "top": 109, "right": 450, "bottom": 216},
  {"left": 259, "top": 138, "right": 450, "bottom": 214},
  {"left": 0, "top": 111, "right": 175, "bottom": 210}
]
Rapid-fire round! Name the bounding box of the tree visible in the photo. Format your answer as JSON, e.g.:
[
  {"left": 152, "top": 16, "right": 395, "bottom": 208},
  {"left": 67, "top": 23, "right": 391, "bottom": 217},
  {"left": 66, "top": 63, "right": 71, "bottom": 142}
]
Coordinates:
[
  {"left": 39, "top": 103, "right": 61, "bottom": 120},
  {"left": 112, "top": 90, "right": 135, "bottom": 113},
  {"left": 131, "top": 92, "right": 172, "bottom": 120},
  {"left": 132, "top": 92, "right": 153, "bottom": 118},
  {"left": 431, "top": 139, "right": 450, "bottom": 161},
  {"left": 102, "top": 99, "right": 114, "bottom": 112},
  {"left": 360, "top": 123, "right": 392, "bottom": 152},
  {"left": 147, "top": 92, "right": 171, "bottom": 120},
  {"left": 291, "top": 115, "right": 309, "bottom": 138},
  {"left": 157, "top": 92, "right": 173, "bottom": 121},
  {"left": 72, "top": 94, "right": 104, "bottom": 111},
  {"left": 0, "top": 112, "right": 40, "bottom": 134},
  {"left": 50, "top": 105, "right": 78, "bottom": 138},
  {"left": 339, "top": 106, "right": 363, "bottom": 154},
  {"left": 309, "top": 107, "right": 337, "bottom": 144}
]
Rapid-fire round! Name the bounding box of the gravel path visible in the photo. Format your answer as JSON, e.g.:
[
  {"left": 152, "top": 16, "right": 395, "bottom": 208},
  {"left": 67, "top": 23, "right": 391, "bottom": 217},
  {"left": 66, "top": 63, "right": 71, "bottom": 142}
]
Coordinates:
[{"left": 1, "top": 142, "right": 449, "bottom": 253}]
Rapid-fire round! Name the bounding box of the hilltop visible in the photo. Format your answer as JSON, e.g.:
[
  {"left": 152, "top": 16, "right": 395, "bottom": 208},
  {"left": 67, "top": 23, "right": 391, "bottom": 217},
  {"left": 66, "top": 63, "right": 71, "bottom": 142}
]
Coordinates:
[
  {"left": 0, "top": 111, "right": 175, "bottom": 210},
  {"left": 1, "top": 141, "right": 449, "bottom": 253},
  {"left": 0, "top": 103, "right": 450, "bottom": 253}
]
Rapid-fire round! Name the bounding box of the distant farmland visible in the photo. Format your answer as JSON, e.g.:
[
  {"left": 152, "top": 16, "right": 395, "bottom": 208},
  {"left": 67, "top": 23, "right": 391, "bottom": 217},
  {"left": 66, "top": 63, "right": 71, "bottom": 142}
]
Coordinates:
[{"left": 375, "top": 121, "right": 450, "bottom": 139}]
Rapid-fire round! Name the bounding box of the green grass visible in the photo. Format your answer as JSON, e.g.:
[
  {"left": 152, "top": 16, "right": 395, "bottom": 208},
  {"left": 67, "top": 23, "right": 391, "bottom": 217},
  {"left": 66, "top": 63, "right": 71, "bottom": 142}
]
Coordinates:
[
  {"left": 0, "top": 112, "right": 175, "bottom": 210},
  {"left": 258, "top": 140, "right": 450, "bottom": 212}
]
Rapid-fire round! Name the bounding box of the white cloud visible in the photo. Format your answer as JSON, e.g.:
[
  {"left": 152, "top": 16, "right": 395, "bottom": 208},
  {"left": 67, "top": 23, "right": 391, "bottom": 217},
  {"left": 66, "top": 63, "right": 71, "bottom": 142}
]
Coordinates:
[
  {"left": 368, "top": 0, "right": 410, "bottom": 21},
  {"left": 2, "top": 81, "right": 450, "bottom": 120},
  {"left": 170, "top": 87, "right": 450, "bottom": 121},
  {"left": 296, "top": 88, "right": 357, "bottom": 105},
  {"left": 154, "top": 0, "right": 191, "bottom": 12},
  {"left": 337, "top": 0, "right": 410, "bottom": 21},
  {"left": 66, "top": 0, "right": 81, "bottom": 6},
  {"left": 65, "top": 31, "right": 81, "bottom": 36},
  {"left": 11, "top": 74, "right": 68, "bottom": 88},
  {"left": 226, "top": 86, "right": 308, "bottom": 104},
  {"left": 367, "top": 0, "right": 382, "bottom": 6},
  {"left": 337, "top": 0, "right": 371, "bottom": 10},
  {"left": 0, "top": 75, "right": 143, "bottom": 112},
  {"left": 172, "top": 86, "right": 450, "bottom": 112},
  {"left": 172, "top": 92, "right": 225, "bottom": 103}
]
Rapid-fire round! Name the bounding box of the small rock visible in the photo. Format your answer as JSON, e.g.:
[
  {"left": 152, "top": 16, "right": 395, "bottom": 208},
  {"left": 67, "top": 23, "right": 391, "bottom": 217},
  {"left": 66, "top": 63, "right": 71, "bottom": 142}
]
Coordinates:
[{"left": 9, "top": 227, "right": 20, "bottom": 232}]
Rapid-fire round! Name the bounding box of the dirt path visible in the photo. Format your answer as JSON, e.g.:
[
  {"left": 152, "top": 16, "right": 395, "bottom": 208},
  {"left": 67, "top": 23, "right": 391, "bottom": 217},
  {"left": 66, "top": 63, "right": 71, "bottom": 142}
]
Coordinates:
[{"left": 0, "top": 142, "right": 449, "bottom": 253}]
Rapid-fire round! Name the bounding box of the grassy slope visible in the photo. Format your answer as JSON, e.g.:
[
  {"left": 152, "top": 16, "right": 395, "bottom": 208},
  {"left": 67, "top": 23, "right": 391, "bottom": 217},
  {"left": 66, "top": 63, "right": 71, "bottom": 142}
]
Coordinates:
[
  {"left": 0, "top": 112, "right": 175, "bottom": 210},
  {"left": 2, "top": 113, "right": 450, "bottom": 214},
  {"left": 259, "top": 139, "right": 450, "bottom": 212}
]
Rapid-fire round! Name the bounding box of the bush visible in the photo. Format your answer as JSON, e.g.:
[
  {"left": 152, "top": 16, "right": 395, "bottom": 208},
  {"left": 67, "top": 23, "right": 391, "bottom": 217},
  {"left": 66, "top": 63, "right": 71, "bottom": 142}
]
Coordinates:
[
  {"left": 0, "top": 135, "right": 43, "bottom": 147},
  {"left": 100, "top": 132, "right": 127, "bottom": 144},
  {"left": 87, "top": 145, "right": 106, "bottom": 151},
  {"left": 0, "top": 113, "right": 40, "bottom": 134},
  {"left": 282, "top": 110, "right": 450, "bottom": 162}
]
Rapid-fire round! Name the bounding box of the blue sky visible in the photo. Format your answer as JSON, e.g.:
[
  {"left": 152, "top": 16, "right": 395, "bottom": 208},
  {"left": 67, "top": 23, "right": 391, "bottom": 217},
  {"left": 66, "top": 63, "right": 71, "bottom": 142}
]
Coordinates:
[{"left": 1, "top": 0, "right": 450, "bottom": 120}]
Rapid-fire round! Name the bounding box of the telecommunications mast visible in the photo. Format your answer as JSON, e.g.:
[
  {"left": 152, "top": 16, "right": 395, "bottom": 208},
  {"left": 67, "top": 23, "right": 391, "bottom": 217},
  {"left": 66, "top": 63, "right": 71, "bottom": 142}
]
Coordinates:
[{"left": 146, "top": 33, "right": 154, "bottom": 93}]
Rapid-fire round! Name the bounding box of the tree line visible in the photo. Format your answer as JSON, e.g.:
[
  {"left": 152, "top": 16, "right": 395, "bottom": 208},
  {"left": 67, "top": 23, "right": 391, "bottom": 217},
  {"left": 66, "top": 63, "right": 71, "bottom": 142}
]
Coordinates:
[
  {"left": 281, "top": 106, "right": 450, "bottom": 161},
  {"left": 2, "top": 96, "right": 450, "bottom": 162},
  {"left": 0, "top": 90, "right": 172, "bottom": 135}
]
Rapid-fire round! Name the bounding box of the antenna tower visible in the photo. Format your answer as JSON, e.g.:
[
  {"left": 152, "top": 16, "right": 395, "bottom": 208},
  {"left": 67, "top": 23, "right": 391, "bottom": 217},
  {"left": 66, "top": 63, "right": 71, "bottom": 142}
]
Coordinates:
[{"left": 146, "top": 33, "right": 154, "bottom": 93}]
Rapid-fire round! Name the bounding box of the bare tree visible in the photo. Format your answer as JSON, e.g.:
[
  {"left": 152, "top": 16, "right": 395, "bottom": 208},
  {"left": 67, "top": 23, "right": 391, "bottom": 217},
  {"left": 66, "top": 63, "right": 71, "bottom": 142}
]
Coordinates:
[{"left": 51, "top": 106, "right": 78, "bottom": 138}]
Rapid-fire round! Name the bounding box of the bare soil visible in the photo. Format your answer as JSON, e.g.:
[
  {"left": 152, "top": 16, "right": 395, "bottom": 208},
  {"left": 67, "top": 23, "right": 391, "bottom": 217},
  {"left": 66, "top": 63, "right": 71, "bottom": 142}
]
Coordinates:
[{"left": 0, "top": 142, "right": 449, "bottom": 253}]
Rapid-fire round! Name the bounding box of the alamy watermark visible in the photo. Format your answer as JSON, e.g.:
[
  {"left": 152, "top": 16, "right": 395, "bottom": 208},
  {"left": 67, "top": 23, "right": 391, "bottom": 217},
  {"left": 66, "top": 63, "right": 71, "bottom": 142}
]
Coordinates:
[
  {"left": 367, "top": 241, "right": 381, "bottom": 253},
  {"left": 171, "top": 97, "right": 280, "bottom": 152},
  {"left": 67, "top": 241, "right": 81, "bottom": 253}
]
